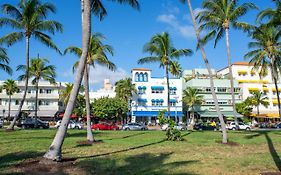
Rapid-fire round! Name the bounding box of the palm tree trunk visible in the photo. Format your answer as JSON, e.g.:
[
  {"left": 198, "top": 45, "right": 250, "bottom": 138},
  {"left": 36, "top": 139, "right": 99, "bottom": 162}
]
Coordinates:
[
  {"left": 7, "top": 36, "right": 30, "bottom": 130},
  {"left": 270, "top": 58, "right": 281, "bottom": 119},
  {"left": 43, "top": 0, "right": 91, "bottom": 161},
  {"left": 84, "top": 65, "right": 94, "bottom": 142},
  {"left": 186, "top": 0, "right": 228, "bottom": 143},
  {"left": 225, "top": 28, "right": 239, "bottom": 127},
  {"left": 34, "top": 79, "right": 39, "bottom": 128},
  {"left": 257, "top": 105, "right": 259, "bottom": 117},
  {"left": 166, "top": 65, "right": 171, "bottom": 120},
  {"left": 8, "top": 95, "right": 11, "bottom": 121}
]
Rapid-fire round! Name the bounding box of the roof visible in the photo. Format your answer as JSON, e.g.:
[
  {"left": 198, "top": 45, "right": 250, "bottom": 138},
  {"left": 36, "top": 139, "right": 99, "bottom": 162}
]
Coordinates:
[
  {"left": 218, "top": 62, "right": 254, "bottom": 72},
  {"left": 131, "top": 68, "right": 151, "bottom": 71}
]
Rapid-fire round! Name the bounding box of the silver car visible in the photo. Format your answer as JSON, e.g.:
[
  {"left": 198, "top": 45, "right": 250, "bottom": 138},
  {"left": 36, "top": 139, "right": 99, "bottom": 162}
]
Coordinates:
[{"left": 122, "top": 123, "right": 148, "bottom": 131}]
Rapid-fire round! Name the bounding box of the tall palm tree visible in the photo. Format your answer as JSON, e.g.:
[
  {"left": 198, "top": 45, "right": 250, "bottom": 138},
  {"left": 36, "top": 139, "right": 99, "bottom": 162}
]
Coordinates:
[
  {"left": 0, "top": 0, "right": 63, "bottom": 130},
  {"left": 180, "top": 0, "right": 228, "bottom": 143},
  {"left": 115, "top": 78, "right": 137, "bottom": 123},
  {"left": 17, "top": 58, "right": 56, "bottom": 127},
  {"left": 44, "top": 0, "right": 139, "bottom": 161},
  {"left": 0, "top": 79, "right": 19, "bottom": 121},
  {"left": 244, "top": 25, "right": 281, "bottom": 119},
  {"left": 196, "top": 0, "right": 257, "bottom": 127},
  {"left": 257, "top": 0, "right": 280, "bottom": 27},
  {"left": 248, "top": 91, "right": 269, "bottom": 117},
  {"left": 0, "top": 47, "right": 12, "bottom": 75},
  {"left": 64, "top": 33, "right": 116, "bottom": 142},
  {"left": 169, "top": 61, "right": 182, "bottom": 78},
  {"left": 138, "top": 32, "right": 192, "bottom": 119},
  {"left": 59, "top": 83, "right": 74, "bottom": 106},
  {"left": 183, "top": 87, "right": 203, "bottom": 129}
]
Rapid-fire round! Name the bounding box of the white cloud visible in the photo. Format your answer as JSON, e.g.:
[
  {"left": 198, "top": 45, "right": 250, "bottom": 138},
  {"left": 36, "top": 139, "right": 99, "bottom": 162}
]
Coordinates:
[
  {"left": 157, "top": 14, "right": 195, "bottom": 39},
  {"left": 88, "top": 64, "right": 129, "bottom": 86}
]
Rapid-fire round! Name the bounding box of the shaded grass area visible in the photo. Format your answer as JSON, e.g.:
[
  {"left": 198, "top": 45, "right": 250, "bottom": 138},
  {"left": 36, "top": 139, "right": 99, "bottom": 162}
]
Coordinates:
[{"left": 0, "top": 129, "right": 281, "bottom": 175}]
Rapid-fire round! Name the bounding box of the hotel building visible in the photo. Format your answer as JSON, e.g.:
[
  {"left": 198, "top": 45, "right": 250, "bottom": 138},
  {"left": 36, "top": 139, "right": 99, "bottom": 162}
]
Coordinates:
[
  {"left": 183, "top": 69, "right": 242, "bottom": 120},
  {"left": 131, "top": 68, "right": 183, "bottom": 124},
  {"left": 89, "top": 79, "right": 116, "bottom": 102},
  {"left": 218, "top": 62, "right": 281, "bottom": 121},
  {"left": 0, "top": 80, "right": 65, "bottom": 120}
]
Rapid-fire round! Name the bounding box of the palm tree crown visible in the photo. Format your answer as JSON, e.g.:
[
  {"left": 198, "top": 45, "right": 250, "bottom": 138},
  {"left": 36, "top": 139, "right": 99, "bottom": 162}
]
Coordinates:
[
  {"left": 247, "top": 91, "right": 269, "bottom": 116},
  {"left": 115, "top": 78, "right": 137, "bottom": 101},
  {"left": 183, "top": 87, "right": 204, "bottom": 111},
  {"left": 1, "top": 79, "right": 19, "bottom": 96},
  {"left": 257, "top": 0, "right": 281, "bottom": 27},
  {"left": 0, "top": 47, "right": 12, "bottom": 75},
  {"left": 197, "top": 0, "right": 257, "bottom": 46},
  {"left": 0, "top": 0, "right": 63, "bottom": 50}
]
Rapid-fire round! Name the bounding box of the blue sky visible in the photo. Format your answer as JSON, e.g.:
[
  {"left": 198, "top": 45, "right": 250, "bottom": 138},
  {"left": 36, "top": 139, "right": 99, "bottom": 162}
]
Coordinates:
[{"left": 0, "top": 0, "right": 275, "bottom": 90}]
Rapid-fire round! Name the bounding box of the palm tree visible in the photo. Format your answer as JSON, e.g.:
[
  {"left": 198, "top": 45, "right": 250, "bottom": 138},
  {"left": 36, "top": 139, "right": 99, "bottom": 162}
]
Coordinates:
[
  {"left": 183, "top": 87, "right": 203, "bottom": 129},
  {"left": 44, "top": 0, "right": 139, "bottom": 161},
  {"left": 17, "top": 58, "right": 56, "bottom": 127},
  {"left": 196, "top": 0, "right": 257, "bottom": 127},
  {"left": 169, "top": 61, "right": 182, "bottom": 78},
  {"left": 138, "top": 32, "right": 192, "bottom": 120},
  {"left": 0, "top": 0, "right": 63, "bottom": 130},
  {"left": 59, "top": 83, "right": 74, "bottom": 106},
  {"left": 244, "top": 25, "right": 281, "bottom": 119},
  {"left": 64, "top": 33, "right": 116, "bottom": 142},
  {"left": 180, "top": 0, "right": 228, "bottom": 143},
  {"left": 257, "top": 0, "right": 281, "bottom": 27},
  {"left": 0, "top": 79, "right": 19, "bottom": 121},
  {"left": 115, "top": 78, "right": 137, "bottom": 123},
  {"left": 247, "top": 91, "right": 269, "bottom": 117},
  {"left": 0, "top": 47, "right": 12, "bottom": 75}
]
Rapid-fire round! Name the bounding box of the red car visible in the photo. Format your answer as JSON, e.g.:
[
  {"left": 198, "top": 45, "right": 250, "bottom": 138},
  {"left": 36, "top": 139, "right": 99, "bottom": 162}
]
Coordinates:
[{"left": 91, "top": 122, "right": 119, "bottom": 130}]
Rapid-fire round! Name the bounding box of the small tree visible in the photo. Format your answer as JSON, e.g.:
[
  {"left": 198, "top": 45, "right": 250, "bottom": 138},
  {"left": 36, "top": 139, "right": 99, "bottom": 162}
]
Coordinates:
[{"left": 247, "top": 91, "right": 269, "bottom": 117}]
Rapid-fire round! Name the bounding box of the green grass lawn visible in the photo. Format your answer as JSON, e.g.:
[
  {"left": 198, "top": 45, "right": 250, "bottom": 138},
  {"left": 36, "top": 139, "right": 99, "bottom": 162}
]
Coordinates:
[{"left": 0, "top": 129, "right": 281, "bottom": 175}]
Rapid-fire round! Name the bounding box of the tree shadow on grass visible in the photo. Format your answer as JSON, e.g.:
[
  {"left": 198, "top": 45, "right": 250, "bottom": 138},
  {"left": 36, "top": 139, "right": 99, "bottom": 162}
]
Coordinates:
[
  {"left": 245, "top": 131, "right": 281, "bottom": 172},
  {"left": 79, "top": 152, "right": 199, "bottom": 175},
  {"left": 0, "top": 151, "right": 43, "bottom": 169},
  {"left": 102, "top": 132, "right": 147, "bottom": 141}
]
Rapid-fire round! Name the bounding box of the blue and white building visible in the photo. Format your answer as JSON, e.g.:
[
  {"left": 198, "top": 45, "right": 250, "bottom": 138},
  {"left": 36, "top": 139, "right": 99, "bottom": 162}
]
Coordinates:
[{"left": 131, "top": 68, "right": 183, "bottom": 124}]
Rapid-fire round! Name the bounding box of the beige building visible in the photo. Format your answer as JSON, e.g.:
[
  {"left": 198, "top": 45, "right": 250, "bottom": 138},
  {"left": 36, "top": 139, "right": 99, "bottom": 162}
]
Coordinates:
[{"left": 89, "top": 79, "right": 116, "bottom": 102}]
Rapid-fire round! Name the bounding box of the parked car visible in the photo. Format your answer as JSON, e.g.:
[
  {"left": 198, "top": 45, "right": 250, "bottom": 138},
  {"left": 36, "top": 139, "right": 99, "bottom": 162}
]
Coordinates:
[
  {"left": 91, "top": 122, "right": 119, "bottom": 130},
  {"left": 271, "top": 122, "right": 281, "bottom": 129},
  {"left": 161, "top": 123, "right": 187, "bottom": 131},
  {"left": 55, "top": 120, "right": 83, "bottom": 129},
  {"left": 17, "top": 118, "right": 49, "bottom": 129},
  {"left": 0, "top": 119, "right": 3, "bottom": 128},
  {"left": 122, "top": 123, "right": 148, "bottom": 131},
  {"left": 193, "top": 123, "right": 217, "bottom": 131},
  {"left": 227, "top": 122, "right": 251, "bottom": 131}
]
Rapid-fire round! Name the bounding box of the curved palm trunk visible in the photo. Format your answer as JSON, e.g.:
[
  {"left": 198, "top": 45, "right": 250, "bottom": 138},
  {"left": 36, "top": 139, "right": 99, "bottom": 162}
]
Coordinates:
[
  {"left": 225, "top": 28, "right": 239, "bottom": 127},
  {"left": 7, "top": 37, "right": 30, "bottom": 130},
  {"left": 257, "top": 105, "right": 260, "bottom": 117},
  {"left": 84, "top": 65, "right": 94, "bottom": 142},
  {"left": 43, "top": 0, "right": 91, "bottom": 161},
  {"left": 187, "top": 0, "right": 228, "bottom": 143},
  {"left": 166, "top": 65, "right": 171, "bottom": 120},
  {"left": 270, "top": 58, "right": 281, "bottom": 119},
  {"left": 8, "top": 95, "right": 11, "bottom": 122},
  {"left": 34, "top": 79, "right": 39, "bottom": 128}
]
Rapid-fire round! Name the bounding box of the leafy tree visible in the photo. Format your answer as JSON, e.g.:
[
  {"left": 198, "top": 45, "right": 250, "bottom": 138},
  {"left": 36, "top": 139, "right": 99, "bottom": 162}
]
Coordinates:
[
  {"left": 64, "top": 33, "right": 115, "bottom": 142},
  {"left": 183, "top": 87, "right": 203, "bottom": 129},
  {"left": 244, "top": 25, "right": 281, "bottom": 119},
  {"left": 72, "top": 94, "right": 86, "bottom": 118},
  {"left": 0, "top": 47, "right": 12, "bottom": 75},
  {"left": 247, "top": 91, "right": 269, "bottom": 117},
  {"left": 257, "top": 0, "right": 281, "bottom": 27},
  {"left": 17, "top": 58, "right": 56, "bottom": 127},
  {"left": 115, "top": 78, "right": 137, "bottom": 102},
  {"left": 0, "top": 0, "right": 63, "bottom": 130},
  {"left": 235, "top": 99, "right": 253, "bottom": 117},
  {"left": 44, "top": 0, "right": 139, "bottom": 161},
  {"left": 138, "top": 32, "right": 192, "bottom": 119},
  {"left": 0, "top": 79, "right": 19, "bottom": 121},
  {"left": 180, "top": 0, "right": 228, "bottom": 143},
  {"left": 196, "top": 0, "right": 257, "bottom": 126}
]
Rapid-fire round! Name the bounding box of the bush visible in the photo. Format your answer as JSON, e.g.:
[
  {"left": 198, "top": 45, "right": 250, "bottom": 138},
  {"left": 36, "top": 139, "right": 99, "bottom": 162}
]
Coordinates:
[{"left": 166, "top": 127, "right": 183, "bottom": 141}]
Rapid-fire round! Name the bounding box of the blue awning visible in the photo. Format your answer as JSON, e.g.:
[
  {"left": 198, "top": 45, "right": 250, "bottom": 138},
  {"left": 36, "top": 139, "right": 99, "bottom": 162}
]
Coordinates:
[
  {"left": 169, "top": 99, "right": 177, "bottom": 103},
  {"left": 151, "top": 86, "right": 164, "bottom": 90},
  {"left": 137, "top": 98, "right": 147, "bottom": 102},
  {"left": 138, "top": 86, "right": 147, "bottom": 89},
  {"left": 151, "top": 99, "right": 156, "bottom": 102},
  {"left": 133, "top": 111, "right": 183, "bottom": 117},
  {"left": 142, "top": 86, "right": 147, "bottom": 89},
  {"left": 138, "top": 86, "right": 142, "bottom": 89},
  {"left": 159, "top": 99, "right": 164, "bottom": 102}
]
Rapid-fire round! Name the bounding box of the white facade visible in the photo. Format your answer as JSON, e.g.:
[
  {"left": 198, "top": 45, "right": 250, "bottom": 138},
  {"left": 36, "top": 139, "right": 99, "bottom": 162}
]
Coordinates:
[
  {"left": 218, "top": 62, "right": 281, "bottom": 119},
  {"left": 89, "top": 79, "right": 116, "bottom": 102},
  {"left": 0, "top": 80, "right": 65, "bottom": 119},
  {"left": 131, "top": 68, "right": 183, "bottom": 123}
]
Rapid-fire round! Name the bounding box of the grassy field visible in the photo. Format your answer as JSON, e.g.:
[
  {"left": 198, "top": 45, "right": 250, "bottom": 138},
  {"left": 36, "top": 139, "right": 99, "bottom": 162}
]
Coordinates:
[{"left": 0, "top": 129, "right": 281, "bottom": 175}]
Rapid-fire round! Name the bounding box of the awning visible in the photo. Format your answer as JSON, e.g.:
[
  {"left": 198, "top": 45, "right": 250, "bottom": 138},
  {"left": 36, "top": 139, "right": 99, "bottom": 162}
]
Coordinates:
[
  {"left": 272, "top": 88, "right": 281, "bottom": 91},
  {"left": 169, "top": 99, "right": 177, "bottom": 103},
  {"left": 197, "top": 111, "right": 242, "bottom": 118},
  {"left": 169, "top": 87, "right": 177, "bottom": 90},
  {"left": 248, "top": 87, "right": 259, "bottom": 91},
  {"left": 138, "top": 86, "right": 146, "bottom": 89},
  {"left": 137, "top": 98, "right": 147, "bottom": 102},
  {"left": 151, "top": 86, "right": 164, "bottom": 90},
  {"left": 237, "top": 70, "right": 247, "bottom": 74},
  {"left": 133, "top": 111, "right": 183, "bottom": 117}
]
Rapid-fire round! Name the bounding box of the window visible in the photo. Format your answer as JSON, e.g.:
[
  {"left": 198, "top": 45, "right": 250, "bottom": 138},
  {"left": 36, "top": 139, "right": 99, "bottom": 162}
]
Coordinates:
[
  {"left": 139, "top": 73, "right": 144, "bottom": 82},
  {"left": 217, "top": 87, "right": 227, "bottom": 92},
  {"left": 138, "top": 86, "right": 146, "bottom": 94},
  {"left": 152, "top": 90, "right": 163, "bottom": 94},
  {"left": 152, "top": 99, "right": 163, "bottom": 106},
  {"left": 46, "top": 89, "right": 52, "bottom": 94},
  {"left": 135, "top": 73, "right": 139, "bottom": 82},
  {"left": 169, "top": 102, "right": 176, "bottom": 106},
  {"left": 15, "top": 100, "right": 19, "bottom": 105},
  {"left": 144, "top": 73, "right": 148, "bottom": 82},
  {"left": 28, "top": 89, "right": 32, "bottom": 94},
  {"left": 234, "top": 88, "right": 240, "bottom": 93},
  {"left": 39, "top": 89, "right": 43, "bottom": 94},
  {"left": 206, "top": 88, "right": 212, "bottom": 92}
]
